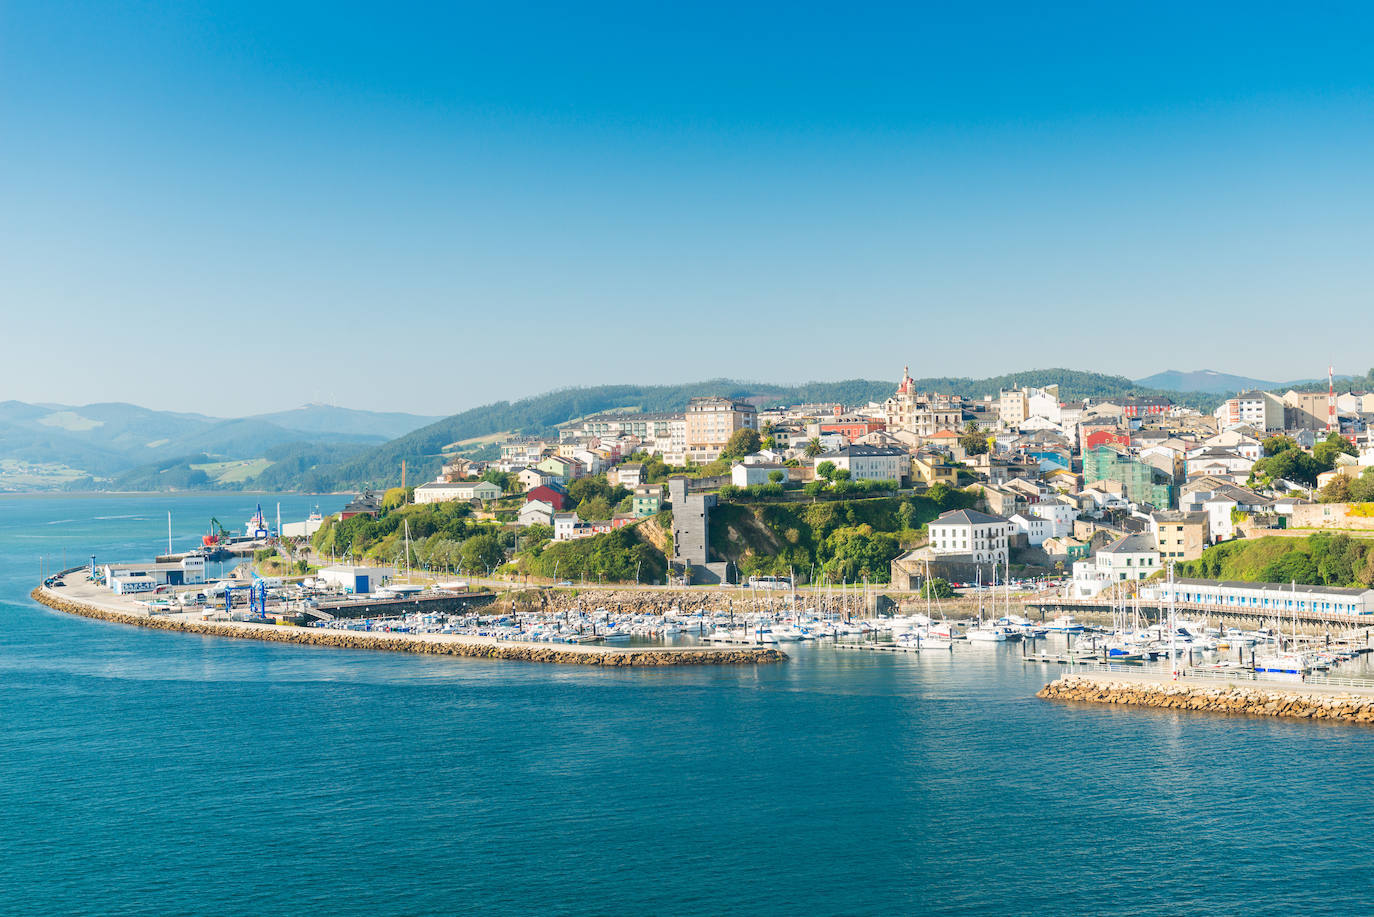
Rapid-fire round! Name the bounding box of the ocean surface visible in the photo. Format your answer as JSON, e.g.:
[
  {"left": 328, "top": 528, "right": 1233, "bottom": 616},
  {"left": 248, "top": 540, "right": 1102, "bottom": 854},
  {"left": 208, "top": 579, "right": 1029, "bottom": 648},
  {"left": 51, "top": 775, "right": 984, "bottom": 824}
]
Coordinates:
[{"left": 3, "top": 494, "right": 1374, "bottom": 916}]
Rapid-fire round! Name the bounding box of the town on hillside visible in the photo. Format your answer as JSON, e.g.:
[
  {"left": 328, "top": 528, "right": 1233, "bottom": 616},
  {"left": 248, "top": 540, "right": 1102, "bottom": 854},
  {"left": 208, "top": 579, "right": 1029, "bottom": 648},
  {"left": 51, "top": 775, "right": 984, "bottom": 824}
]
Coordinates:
[{"left": 321, "top": 368, "right": 1374, "bottom": 595}]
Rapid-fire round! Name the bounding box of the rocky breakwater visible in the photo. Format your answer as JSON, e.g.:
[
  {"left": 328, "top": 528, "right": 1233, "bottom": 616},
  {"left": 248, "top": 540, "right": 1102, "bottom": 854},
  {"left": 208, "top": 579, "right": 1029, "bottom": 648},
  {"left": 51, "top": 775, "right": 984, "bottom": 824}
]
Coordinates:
[
  {"left": 30, "top": 588, "right": 786, "bottom": 667},
  {"left": 1039, "top": 675, "right": 1374, "bottom": 724}
]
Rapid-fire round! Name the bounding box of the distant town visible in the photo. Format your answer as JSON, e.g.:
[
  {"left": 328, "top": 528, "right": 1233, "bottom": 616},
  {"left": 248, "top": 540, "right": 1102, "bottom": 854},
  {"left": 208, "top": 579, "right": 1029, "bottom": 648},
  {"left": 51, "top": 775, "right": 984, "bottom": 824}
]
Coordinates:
[{"left": 294, "top": 366, "right": 1374, "bottom": 605}]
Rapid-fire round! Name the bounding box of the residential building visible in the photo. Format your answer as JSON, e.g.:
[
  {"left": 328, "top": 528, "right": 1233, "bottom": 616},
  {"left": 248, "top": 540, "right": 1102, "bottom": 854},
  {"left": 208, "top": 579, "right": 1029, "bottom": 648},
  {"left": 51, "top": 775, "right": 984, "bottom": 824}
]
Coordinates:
[
  {"left": 1009, "top": 512, "right": 1051, "bottom": 546},
  {"left": 684, "top": 397, "right": 758, "bottom": 464},
  {"left": 928, "top": 509, "right": 1012, "bottom": 564},
  {"left": 632, "top": 484, "right": 662, "bottom": 517},
  {"left": 1027, "top": 498, "right": 1078, "bottom": 538},
  {"left": 613, "top": 463, "right": 646, "bottom": 488},
  {"left": 340, "top": 491, "right": 382, "bottom": 520},
  {"left": 816, "top": 444, "right": 908, "bottom": 483},
  {"left": 519, "top": 500, "right": 555, "bottom": 528},
  {"left": 731, "top": 462, "right": 790, "bottom": 487},
  {"left": 1183, "top": 447, "right": 1254, "bottom": 483},
  {"left": 518, "top": 467, "right": 556, "bottom": 491},
  {"left": 1122, "top": 396, "right": 1173, "bottom": 419},
  {"left": 911, "top": 450, "right": 960, "bottom": 487},
  {"left": 1148, "top": 510, "right": 1209, "bottom": 561},
  {"left": 525, "top": 484, "right": 570, "bottom": 512},
  {"left": 1214, "top": 390, "right": 1285, "bottom": 431},
  {"left": 1071, "top": 534, "right": 1160, "bottom": 597},
  {"left": 553, "top": 512, "right": 592, "bottom": 541},
  {"left": 1179, "top": 483, "right": 1270, "bottom": 543}
]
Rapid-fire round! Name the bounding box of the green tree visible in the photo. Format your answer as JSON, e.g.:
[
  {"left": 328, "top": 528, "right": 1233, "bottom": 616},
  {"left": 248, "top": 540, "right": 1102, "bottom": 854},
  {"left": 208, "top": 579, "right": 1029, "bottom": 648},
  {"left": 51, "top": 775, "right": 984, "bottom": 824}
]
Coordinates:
[
  {"left": 460, "top": 534, "right": 505, "bottom": 574},
  {"left": 577, "top": 495, "right": 614, "bottom": 521},
  {"left": 767, "top": 470, "right": 785, "bottom": 484},
  {"left": 1262, "top": 434, "right": 1299, "bottom": 456},
  {"left": 833, "top": 468, "right": 851, "bottom": 482},
  {"left": 1320, "top": 476, "right": 1352, "bottom": 503},
  {"left": 959, "top": 420, "right": 989, "bottom": 456},
  {"left": 804, "top": 437, "right": 824, "bottom": 458},
  {"left": 1314, "top": 432, "right": 1357, "bottom": 470},
  {"left": 723, "top": 427, "right": 762, "bottom": 458},
  {"left": 816, "top": 461, "right": 837, "bottom": 482}
]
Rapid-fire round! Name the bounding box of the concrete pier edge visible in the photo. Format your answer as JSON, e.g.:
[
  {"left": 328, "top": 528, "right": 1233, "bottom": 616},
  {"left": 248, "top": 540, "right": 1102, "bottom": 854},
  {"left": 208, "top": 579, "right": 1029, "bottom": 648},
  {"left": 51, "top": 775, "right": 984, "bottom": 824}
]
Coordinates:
[{"left": 29, "top": 586, "right": 787, "bottom": 667}]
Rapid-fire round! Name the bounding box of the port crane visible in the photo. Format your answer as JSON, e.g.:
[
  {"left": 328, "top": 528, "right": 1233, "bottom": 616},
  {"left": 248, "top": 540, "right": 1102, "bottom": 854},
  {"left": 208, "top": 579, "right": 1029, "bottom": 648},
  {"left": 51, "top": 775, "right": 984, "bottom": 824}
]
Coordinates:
[{"left": 202, "top": 517, "right": 229, "bottom": 548}]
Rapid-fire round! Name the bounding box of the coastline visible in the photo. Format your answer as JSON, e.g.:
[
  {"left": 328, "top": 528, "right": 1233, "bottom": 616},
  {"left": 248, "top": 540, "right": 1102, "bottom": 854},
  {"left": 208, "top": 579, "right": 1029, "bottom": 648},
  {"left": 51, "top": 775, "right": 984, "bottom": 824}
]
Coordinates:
[{"left": 29, "top": 585, "right": 787, "bottom": 667}]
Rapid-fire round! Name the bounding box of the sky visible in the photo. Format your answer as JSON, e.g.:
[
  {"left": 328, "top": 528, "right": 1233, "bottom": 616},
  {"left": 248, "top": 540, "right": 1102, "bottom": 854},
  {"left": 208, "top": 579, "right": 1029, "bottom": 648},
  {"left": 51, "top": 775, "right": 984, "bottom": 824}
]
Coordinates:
[{"left": 2, "top": 1, "right": 1373, "bottom": 417}]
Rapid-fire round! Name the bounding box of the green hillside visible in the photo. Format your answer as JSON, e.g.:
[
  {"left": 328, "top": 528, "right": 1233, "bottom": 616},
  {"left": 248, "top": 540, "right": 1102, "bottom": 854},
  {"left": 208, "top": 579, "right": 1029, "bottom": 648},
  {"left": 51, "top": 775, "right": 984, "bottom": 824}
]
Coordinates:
[
  {"left": 710, "top": 488, "right": 979, "bottom": 584},
  {"left": 1176, "top": 534, "right": 1374, "bottom": 589}
]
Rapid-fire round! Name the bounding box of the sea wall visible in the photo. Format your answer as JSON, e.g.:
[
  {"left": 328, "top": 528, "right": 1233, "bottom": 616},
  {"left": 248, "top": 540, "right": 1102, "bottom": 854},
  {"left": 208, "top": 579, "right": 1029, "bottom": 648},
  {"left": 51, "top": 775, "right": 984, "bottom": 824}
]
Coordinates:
[
  {"left": 1039, "top": 675, "right": 1374, "bottom": 723},
  {"left": 30, "top": 588, "right": 786, "bottom": 667}
]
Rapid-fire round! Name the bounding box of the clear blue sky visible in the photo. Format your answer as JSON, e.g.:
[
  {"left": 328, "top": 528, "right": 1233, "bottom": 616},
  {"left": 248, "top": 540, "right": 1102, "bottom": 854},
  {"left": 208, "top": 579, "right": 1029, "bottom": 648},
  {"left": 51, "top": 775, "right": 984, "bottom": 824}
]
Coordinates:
[{"left": 3, "top": 2, "right": 1372, "bottom": 416}]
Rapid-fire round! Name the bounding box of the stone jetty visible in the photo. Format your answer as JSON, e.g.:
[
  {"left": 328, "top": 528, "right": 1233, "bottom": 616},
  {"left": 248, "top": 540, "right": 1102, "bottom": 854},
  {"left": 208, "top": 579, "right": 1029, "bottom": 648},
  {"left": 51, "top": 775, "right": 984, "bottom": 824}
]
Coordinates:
[
  {"left": 30, "top": 586, "right": 786, "bottom": 667},
  {"left": 1040, "top": 674, "right": 1374, "bottom": 723}
]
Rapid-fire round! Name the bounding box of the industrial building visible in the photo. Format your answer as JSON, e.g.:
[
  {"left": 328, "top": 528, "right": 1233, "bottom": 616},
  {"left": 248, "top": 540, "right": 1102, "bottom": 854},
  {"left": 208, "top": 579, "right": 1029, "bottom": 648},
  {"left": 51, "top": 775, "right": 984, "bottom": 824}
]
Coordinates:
[
  {"left": 102, "top": 556, "right": 207, "bottom": 594},
  {"left": 316, "top": 565, "right": 396, "bottom": 594}
]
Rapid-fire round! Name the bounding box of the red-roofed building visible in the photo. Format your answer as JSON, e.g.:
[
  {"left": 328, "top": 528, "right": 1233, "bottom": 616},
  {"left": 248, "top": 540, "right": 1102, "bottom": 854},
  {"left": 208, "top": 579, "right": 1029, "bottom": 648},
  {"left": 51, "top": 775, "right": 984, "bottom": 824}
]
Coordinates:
[{"left": 526, "top": 485, "right": 570, "bottom": 512}]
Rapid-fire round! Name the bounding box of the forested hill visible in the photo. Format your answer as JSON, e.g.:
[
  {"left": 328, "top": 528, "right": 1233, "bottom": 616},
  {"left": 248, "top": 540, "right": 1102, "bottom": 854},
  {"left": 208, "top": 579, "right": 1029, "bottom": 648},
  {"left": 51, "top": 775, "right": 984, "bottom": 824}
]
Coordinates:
[{"left": 303, "top": 371, "right": 1218, "bottom": 491}]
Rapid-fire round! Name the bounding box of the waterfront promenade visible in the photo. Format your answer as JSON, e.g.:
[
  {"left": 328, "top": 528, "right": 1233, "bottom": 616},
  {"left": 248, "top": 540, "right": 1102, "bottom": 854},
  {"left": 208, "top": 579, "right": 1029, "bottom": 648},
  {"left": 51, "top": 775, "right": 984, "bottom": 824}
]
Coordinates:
[{"left": 32, "top": 572, "right": 785, "bottom": 667}]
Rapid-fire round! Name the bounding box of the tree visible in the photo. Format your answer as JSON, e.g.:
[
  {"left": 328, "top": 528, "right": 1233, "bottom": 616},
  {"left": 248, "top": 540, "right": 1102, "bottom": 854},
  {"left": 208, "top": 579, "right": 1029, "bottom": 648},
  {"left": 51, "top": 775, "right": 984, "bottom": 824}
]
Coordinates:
[
  {"left": 1262, "top": 434, "right": 1299, "bottom": 456},
  {"left": 382, "top": 486, "right": 409, "bottom": 510},
  {"left": 1314, "top": 432, "right": 1357, "bottom": 470},
  {"left": 959, "top": 420, "right": 989, "bottom": 456},
  {"left": 816, "top": 461, "right": 837, "bottom": 482},
  {"left": 767, "top": 470, "right": 785, "bottom": 485},
  {"left": 576, "top": 495, "right": 614, "bottom": 521},
  {"left": 804, "top": 437, "right": 824, "bottom": 458},
  {"left": 1320, "top": 476, "right": 1353, "bottom": 503},
  {"left": 833, "top": 468, "right": 851, "bottom": 482},
  {"left": 802, "top": 481, "right": 827, "bottom": 498},
  {"left": 723, "top": 428, "right": 762, "bottom": 458},
  {"left": 1252, "top": 448, "right": 1322, "bottom": 486},
  {"left": 482, "top": 469, "right": 518, "bottom": 493},
  {"left": 460, "top": 534, "right": 505, "bottom": 574}
]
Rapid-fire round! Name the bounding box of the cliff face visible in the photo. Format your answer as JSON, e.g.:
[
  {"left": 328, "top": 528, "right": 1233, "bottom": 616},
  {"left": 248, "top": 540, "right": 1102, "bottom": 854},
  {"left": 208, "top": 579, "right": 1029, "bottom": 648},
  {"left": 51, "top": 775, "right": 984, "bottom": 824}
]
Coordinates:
[{"left": 1039, "top": 675, "right": 1374, "bottom": 723}]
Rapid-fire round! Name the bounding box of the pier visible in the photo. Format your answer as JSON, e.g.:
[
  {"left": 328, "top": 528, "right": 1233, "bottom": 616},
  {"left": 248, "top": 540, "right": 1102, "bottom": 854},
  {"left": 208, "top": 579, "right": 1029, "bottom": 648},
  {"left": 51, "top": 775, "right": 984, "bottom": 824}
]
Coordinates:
[
  {"left": 1040, "top": 670, "right": 1374, "bottom": 723},
  {"left": 1027, "top": 596, "right": 1374, "bottom": 631},
  {"left": 32, "top": 571, "right": 786, "bottom": 667}
]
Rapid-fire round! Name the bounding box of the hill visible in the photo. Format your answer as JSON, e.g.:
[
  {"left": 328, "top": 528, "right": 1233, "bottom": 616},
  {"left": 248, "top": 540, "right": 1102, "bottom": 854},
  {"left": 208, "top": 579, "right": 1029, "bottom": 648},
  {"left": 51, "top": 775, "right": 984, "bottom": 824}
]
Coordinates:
[
  {"left": 308, "top": 370, "right": 1219, "bottom": 491},
  {"left": 1135, "top": 369, "right": 1281, "bottom": 394},
  {"left": 0, "top": 400, "right": 441, "bottom": 491}
]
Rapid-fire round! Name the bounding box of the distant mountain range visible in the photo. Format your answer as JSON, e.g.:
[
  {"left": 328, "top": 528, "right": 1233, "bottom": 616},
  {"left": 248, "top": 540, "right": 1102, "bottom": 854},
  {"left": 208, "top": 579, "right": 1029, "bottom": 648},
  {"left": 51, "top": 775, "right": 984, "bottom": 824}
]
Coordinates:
[
  {"left": 3, "top": 369, "right": 1247, "bottom": 493},
  {"left": 1134, "top": 369, "right": 1320, "bottom": 394},
  {"left": 0, "top": 401, "right": 441, "bottom": 492}
]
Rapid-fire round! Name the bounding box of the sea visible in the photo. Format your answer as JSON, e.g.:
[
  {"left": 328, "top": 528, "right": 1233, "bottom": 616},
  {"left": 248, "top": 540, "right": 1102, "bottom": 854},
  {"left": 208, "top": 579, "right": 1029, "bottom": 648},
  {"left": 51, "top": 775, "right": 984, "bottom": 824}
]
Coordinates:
[{"left": 3, "top": 493, "right": 1374, "bottom": 916}]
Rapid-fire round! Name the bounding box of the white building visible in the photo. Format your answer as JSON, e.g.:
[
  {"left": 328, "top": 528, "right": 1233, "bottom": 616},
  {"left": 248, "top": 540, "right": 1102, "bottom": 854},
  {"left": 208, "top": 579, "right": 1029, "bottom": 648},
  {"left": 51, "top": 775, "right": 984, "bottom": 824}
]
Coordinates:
[
  {"left": 1184, "top": 447, "right": 1254, "bottom": 482},
  {"left": 1145, "top": 577, "right": 1374, "bottom": 617},
  {"left": 317, "top": 565, "right": 395, "bottom": 594},
  {"left": 1071, "top": 534, "right": 1160, "bottom": 598},
  {"left": 1179, "top": 484, "right": 1270, "bottom": 543},
  {"left": 817, "top": 445, "right": 908, "bottom": 483},
  {"left": 1214, "top": 391, "right": 1285, "bottom": 432},
  {"left": 519, "top": 500, "right": 555, "bottom": 527},
  {"left": 928, "top": 509, "right": 1012, "bottom": 564},
  {"left": 103, "top": 557, "right": 206, "bottom": 593},
  {"left": 414, "top": 480, "right": 504, "bottom": 504},
  {"left": 553, "top": 512, "right": 593, "bottom": 541},
  {"left": 1027, "top": 498, "right": 1078, "bottom": 538},
  {"left": 1009, "top": 512, "right": 1051, "bottom": 546},
  {"left": 731, "top": 462, "right": 790, "bottom": 488}
]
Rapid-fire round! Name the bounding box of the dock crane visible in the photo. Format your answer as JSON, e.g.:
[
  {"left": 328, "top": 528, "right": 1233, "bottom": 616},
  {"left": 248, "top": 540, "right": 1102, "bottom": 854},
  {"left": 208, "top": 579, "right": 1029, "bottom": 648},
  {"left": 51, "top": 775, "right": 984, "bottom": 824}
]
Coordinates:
[{"left": 202, "top": 517, "right": 229, "bottom": 548}]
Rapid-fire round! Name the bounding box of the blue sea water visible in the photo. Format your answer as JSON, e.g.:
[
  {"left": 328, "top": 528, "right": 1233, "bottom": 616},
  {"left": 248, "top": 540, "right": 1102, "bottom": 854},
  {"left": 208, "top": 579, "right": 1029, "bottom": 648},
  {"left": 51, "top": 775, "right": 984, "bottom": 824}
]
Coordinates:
[{"left": 3, "top": 494, "right": 1374, "bottom": 916}]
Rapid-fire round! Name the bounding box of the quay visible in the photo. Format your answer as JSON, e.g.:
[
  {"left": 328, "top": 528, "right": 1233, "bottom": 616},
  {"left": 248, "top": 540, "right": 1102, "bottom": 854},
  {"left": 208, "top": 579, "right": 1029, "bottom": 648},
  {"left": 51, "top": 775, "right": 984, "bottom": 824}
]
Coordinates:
[
  {"left": 31, "top": 571, "right": 786, "bottom": 667},
  {"left": 1040, "top": 670, "right": 1374, "bottom": 723}
]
